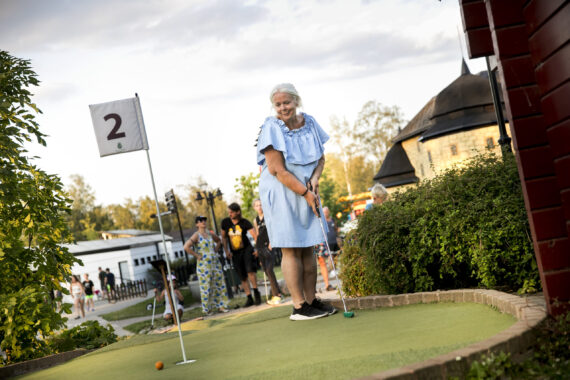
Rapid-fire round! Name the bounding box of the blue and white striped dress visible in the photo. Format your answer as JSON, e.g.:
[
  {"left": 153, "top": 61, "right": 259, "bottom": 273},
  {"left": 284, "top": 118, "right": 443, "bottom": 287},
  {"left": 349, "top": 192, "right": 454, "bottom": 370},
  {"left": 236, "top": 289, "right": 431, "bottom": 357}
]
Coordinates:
[{"left": 256, "top": 113, "right": 329, "bottom": 248}]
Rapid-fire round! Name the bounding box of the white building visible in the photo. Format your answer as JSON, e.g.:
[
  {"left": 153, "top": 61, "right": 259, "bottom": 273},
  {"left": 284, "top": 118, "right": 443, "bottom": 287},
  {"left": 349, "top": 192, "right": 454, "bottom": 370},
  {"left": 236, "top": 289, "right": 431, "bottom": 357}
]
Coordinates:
[{"left": 64, "top": 234, "right": 182, "bottom": 297}]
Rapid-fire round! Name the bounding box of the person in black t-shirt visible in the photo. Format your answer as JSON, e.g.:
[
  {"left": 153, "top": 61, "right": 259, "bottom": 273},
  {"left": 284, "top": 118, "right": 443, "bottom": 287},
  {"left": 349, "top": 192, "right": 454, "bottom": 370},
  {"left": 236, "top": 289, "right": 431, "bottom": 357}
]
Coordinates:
[
  {"left": 253, "top": 199, "right": 283, "bottom": 304},
  {"left": 83, "top": 273, "right": 95, "bottom": 312},
  {"left": 104, "top": 268, "right": 116, "bottom": 302},
  {"left": 221, "top": 202, "right": 260, "bottom": 307},
  {"left": 98, "top": 267, "right": 108, "bottom": 300}
]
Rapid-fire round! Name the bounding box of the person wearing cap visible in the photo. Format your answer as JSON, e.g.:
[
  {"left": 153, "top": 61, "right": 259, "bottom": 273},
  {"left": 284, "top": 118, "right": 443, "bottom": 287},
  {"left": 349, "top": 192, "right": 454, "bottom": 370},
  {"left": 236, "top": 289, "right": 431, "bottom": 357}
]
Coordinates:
[
  {"left": 256, "top": 83, "right": 336, "bottom": 320},
  {"left": 184, "top": 215, "right": 229, "bottom": 315},
  {"left": 156, "top": 275, "right": 184, "bottom": 322}
]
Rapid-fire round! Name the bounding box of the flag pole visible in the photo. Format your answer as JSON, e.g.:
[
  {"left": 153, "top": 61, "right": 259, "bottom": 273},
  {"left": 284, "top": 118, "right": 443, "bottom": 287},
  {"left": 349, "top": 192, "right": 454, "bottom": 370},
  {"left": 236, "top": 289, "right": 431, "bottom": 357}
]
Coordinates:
[{"left": 139, "top": 95, "right": 195, "bottom": 365}]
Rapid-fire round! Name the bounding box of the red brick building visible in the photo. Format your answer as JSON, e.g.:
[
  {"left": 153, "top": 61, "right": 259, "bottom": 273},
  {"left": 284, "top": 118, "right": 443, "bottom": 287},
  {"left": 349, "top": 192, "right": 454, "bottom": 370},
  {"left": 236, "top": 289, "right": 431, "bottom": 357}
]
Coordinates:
[{"left": 460, "top": 0, "right": 569, "bottom": 316}]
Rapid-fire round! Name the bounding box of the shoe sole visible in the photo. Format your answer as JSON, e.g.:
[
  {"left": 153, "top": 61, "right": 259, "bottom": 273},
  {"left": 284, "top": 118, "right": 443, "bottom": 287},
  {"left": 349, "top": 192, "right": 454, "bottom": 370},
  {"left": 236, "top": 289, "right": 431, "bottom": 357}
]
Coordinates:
[{"left": 289, "top": 312, "right": 328, "bottom": 321}]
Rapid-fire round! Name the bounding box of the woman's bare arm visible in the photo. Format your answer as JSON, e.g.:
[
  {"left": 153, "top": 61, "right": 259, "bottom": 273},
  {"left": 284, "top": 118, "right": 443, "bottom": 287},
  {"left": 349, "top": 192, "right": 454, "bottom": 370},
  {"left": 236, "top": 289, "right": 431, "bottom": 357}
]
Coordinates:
[{"left": 264, "top": 146, "right": 318, "bottom": 215}]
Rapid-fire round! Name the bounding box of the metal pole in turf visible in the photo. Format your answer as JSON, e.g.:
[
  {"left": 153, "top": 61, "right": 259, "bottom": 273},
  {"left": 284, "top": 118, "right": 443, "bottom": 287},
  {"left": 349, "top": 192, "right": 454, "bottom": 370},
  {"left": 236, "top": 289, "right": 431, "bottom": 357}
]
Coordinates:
[
  {"left": 146, "top": 149, "right": 195, "bottom": 364},
  {"left": 89, "top": 93, "right": 196, "bottom": 362},
  {"left": 310, "top": 184, "right": 354, "bottom": 318}
]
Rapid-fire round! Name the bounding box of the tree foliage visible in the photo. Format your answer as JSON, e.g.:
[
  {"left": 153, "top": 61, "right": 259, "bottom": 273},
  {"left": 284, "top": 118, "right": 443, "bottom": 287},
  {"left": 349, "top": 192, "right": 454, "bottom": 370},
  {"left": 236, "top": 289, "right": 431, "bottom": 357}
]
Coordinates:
[
  {"left": 234, "top": 172, "right": 259, "bottom": 221},
  {"left": 352, "top": 100, "right": 404, "bottom": 169},
  {"left": 0, "top": 51, "right": 80, "bottom": 364},
  {"left": 328, "top": 100, "right": 404, "bottom": 197},
  {"left": 65, "top": 174, "right": 113, "bottom": 240}
]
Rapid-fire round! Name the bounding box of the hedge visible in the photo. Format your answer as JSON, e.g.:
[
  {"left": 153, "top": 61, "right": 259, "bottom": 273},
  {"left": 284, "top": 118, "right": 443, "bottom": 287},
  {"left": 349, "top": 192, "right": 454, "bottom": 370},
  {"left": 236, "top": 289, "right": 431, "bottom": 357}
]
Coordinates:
[{"left": 340, "top": 153, "right": 539, "bottom": 296}]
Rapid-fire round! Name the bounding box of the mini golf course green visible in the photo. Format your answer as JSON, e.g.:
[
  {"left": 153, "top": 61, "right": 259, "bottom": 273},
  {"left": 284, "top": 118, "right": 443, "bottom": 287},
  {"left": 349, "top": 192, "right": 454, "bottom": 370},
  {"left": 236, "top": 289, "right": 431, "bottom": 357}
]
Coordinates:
[{"left": 20, "top": 302, "right": 515, "bottom": 379}]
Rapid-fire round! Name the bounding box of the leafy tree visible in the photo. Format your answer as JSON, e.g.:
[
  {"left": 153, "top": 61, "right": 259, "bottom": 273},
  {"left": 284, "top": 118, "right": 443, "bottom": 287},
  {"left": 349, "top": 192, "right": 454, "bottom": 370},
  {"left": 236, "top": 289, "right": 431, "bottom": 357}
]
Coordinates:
[
  {"left": 352, "top": 101, "right": 404, "bottom": 170},
  {"left": 318, "top": 168, "right": 344, "bottom": 225},
  {"left": 65, "top": 174, "right": 97, "bottom": 240},
  {"left": 328, "top": 100, "right": 405, "bottom": 194},
  {"left": 0, "top": 51, "right": 80, "bottom": 364},
  {"left": 329, "top": 116, "right": 356, "bottom": 196},
  {"left": 106, "top": 199, "right": 137, "bottom": 229},
  {"left": 234, "top": 172, "right": 260, "bottom": 221}
]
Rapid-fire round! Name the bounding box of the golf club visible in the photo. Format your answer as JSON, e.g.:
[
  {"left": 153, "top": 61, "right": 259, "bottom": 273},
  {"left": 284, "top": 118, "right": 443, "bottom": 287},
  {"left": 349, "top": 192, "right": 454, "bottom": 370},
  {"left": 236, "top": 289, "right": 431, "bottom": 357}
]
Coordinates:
[
  {"left": 151, "top": 294, "right": 157, "bottom": 328},
  {"left": 261, "top": 260, "right": 270, "bottom": 304},
  {"left": 310, "top": 184, "right": 354, "bottom": 318}
]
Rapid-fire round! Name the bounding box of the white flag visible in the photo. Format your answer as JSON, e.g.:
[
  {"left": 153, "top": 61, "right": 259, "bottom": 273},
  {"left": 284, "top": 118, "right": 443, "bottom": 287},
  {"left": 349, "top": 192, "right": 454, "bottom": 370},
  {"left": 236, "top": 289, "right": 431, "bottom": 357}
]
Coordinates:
[{"left": 89, "top": 96, "right": 149, "bottom": 157}]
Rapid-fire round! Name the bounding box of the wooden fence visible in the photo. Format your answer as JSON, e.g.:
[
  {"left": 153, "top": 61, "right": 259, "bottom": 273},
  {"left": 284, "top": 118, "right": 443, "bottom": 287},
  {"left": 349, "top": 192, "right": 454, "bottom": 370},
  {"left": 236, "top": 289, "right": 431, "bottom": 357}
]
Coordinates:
[{"left": 108, "top": 279, "right": 148, "bottom": 302}]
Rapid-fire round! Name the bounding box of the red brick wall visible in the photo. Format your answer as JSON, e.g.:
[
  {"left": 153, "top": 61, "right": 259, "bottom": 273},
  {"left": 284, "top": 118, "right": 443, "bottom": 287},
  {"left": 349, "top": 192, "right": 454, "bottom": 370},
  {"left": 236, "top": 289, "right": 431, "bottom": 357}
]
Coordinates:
[{"left": 461, "top": 0, "right": 570, "bottom": 315}]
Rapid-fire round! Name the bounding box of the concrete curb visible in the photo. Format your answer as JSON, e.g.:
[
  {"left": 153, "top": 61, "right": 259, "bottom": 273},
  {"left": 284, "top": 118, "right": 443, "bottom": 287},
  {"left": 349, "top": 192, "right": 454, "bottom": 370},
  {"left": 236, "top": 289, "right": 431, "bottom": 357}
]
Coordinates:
[
  {"left": 0, "top": 349, "right": 93, "bottom": 378},
  {"left": 326, "top": 289, "right": 547, "bottom": 380}
]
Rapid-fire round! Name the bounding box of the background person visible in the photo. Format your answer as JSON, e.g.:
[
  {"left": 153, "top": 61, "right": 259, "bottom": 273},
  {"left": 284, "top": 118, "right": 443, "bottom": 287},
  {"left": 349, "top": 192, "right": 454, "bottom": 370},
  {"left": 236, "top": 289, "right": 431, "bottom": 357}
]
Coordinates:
[
  {"left": 221, "top": 203, "right": 261, "bottom": 307},
  {"left": 104, "top": 268, "right": 116, "bottom": 302},
  {"left": 98, "top": 267, "right": 107, "bottom": 300},
  {"left": 253, "top": 199, "right": 284, "bottom": 305},
  {"left": 156, "top": 275, "right": 184, "bottom": 323},
  {"left": 314, "top": 243, "right": 335, "bottom": 292},
  {"left": 184, "top": 215, "right": 229, "bottom": 315},
  {"left": 371, "top": 183, "right": 388, "bottom": 205},
  {"left": 256, "top": 83, "right": 336, "bottom": 320},
  {"left": 323, "top": 206, "right": 340, "bottom": 252},
  {"left": 82, "top": 273, "right": 95, "bottom": 312},
  {"left": 69, "top": 275, "right": 85, "bottom": 319}
]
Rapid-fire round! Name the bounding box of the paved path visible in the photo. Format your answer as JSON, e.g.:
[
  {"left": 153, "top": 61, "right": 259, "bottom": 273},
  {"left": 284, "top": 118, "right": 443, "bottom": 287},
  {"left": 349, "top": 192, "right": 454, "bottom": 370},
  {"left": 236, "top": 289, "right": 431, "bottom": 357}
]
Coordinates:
[{"left": 62, "top": 273, "right": 343, "bottom": 336}]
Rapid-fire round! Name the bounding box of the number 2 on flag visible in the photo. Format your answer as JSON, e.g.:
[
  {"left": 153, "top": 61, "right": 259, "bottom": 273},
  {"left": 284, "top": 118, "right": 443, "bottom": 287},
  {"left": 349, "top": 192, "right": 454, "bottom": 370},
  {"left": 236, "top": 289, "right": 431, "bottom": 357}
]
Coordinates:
[{"left": 104, "top": 113, "right": 126, "bottom": 140}]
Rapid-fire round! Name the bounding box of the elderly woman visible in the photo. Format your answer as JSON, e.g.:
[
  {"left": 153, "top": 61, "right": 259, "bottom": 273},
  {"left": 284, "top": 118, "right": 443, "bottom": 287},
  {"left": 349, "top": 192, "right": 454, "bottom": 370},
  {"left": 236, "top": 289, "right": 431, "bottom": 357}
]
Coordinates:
[
  {"left": 371, "top": 183, "right": 388, "bottom": 205},
  {"left": 256, "top": 83, "right": 336, "bottom": 320}
]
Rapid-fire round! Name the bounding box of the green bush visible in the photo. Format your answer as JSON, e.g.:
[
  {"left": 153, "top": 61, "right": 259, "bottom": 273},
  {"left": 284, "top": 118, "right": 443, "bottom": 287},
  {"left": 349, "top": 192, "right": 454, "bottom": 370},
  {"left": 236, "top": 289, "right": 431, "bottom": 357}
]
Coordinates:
[
  {"left": 47, "top": 320, "right": 117, "bottom": 353},
  {"left": 341, "top": 153, "right": 538, "bottom": 295}
]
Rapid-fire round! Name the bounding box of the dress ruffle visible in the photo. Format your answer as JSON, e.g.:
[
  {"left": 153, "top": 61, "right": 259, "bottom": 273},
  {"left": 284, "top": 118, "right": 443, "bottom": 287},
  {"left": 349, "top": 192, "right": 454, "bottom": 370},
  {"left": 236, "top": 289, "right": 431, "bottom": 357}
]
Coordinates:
[{"left": 256, "top": 113, "right": 329, "bottom": 166}]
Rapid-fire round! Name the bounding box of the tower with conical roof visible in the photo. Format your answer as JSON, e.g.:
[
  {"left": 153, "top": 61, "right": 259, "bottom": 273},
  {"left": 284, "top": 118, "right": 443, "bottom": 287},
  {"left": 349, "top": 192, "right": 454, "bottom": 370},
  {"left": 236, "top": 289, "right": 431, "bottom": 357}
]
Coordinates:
[{"left": 374, "top": 60, "right": 509, "bottom": 190}]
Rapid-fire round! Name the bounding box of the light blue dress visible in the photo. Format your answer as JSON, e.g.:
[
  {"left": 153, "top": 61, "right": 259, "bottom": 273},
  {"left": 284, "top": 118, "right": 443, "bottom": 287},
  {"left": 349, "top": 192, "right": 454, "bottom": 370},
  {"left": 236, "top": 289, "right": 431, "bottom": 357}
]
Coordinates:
[{"left": 256, "top": 113, "right": 329, "bottom": 248}]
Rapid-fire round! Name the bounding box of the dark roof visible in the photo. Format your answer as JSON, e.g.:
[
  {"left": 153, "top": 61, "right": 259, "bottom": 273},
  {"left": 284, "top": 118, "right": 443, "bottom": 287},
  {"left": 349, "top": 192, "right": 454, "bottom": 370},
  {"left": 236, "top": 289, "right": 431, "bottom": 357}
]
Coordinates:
[
  {"left": 419, "top": 63, "right": 503, "bottom": 141},
  {"left": 373, "top": 142, "right": 418, "bottom": 187},
  {"left": 393, "top": 97, "right": 436, "bottom": 143},
  {"left": 64, "top": 234, "right": 173, "bottom": 255},
  {"left": 391, "top": 60, "right": 505, "bottom": 144}
]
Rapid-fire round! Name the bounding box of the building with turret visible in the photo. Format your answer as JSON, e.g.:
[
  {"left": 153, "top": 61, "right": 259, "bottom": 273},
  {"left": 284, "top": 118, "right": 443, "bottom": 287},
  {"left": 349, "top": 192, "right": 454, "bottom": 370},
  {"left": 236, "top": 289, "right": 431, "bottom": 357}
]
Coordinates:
[{"left": 374, "top": 60, "right": 509, "bottom": 192}]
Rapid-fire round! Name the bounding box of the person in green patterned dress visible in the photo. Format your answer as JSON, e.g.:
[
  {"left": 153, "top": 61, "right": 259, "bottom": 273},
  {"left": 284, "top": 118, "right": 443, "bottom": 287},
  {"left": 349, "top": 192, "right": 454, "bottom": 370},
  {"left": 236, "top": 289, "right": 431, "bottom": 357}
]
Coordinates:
[{"left": 184, "top": 216, "right": 229, "bottom": 315}]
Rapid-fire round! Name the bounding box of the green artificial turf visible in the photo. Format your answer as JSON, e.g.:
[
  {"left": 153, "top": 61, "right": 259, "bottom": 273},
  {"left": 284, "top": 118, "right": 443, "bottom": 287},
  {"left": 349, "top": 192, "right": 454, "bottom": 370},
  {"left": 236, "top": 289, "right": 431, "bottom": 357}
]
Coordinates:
[{"left": 20, "top": 302, "right": 515, "bottom": 380}]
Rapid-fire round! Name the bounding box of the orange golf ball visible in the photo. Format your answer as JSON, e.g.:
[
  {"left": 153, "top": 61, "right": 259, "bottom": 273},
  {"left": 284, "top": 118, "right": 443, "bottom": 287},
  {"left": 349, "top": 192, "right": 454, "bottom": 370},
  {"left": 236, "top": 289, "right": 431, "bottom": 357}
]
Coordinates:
[{"left": 155, "top": 361, "right": 164, "bottom": 370}]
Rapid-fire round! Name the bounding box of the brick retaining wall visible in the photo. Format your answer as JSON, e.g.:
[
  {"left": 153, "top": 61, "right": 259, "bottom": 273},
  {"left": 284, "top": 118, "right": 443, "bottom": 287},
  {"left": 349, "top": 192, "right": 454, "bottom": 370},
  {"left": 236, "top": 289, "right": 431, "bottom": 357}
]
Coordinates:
[{"left": 328, "top": 289, "right": 547, "bottom": 379}]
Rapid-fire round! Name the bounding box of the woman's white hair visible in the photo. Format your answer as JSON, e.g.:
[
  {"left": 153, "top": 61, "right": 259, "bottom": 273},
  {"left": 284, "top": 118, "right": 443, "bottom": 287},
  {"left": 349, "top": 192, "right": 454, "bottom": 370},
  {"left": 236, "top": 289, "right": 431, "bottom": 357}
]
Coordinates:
[
  {"left": 269, "top": 83, "right": 303, "bottom": 108},
  {"left": 371, "top": 183, "right": 388, "bottom": 202}
]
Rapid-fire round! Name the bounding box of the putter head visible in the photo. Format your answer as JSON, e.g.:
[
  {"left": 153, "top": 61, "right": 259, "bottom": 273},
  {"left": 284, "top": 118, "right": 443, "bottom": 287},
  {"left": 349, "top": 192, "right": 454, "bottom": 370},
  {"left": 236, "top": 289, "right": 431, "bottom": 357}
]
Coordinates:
[{"left": 343, "top": 311, "right": 355, "bottom": 318}]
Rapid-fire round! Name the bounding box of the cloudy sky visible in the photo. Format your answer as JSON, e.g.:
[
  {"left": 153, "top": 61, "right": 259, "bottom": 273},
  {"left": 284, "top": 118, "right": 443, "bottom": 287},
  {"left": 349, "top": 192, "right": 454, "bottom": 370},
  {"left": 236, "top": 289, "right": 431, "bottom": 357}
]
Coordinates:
[{"left": 1, "top": 0, "right": 487, "bottom": 206}]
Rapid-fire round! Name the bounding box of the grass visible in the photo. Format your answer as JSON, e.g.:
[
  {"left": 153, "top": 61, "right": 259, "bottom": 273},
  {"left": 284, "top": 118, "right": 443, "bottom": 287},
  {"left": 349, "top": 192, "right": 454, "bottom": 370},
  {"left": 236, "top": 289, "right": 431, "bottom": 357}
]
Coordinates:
[
  {"left": 123, "top": 294, "right": 273, "bottom": 334},
  {"left": 100, "top": 288, "right": 194, "bottom": 321},
  {"left": 23, "top": 302, "right": 516, "bottom": 380}
]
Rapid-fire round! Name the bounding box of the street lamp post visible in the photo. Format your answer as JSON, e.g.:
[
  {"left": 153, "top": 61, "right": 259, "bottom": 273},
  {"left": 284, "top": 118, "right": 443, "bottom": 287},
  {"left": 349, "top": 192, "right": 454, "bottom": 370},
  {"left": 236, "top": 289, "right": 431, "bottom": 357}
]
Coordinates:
[
  {"left": 195, "top": 189, "right": 223, "bottom": 235},
  {"left": 151, "top": 189, "right": 190, "bottom": 270}
]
